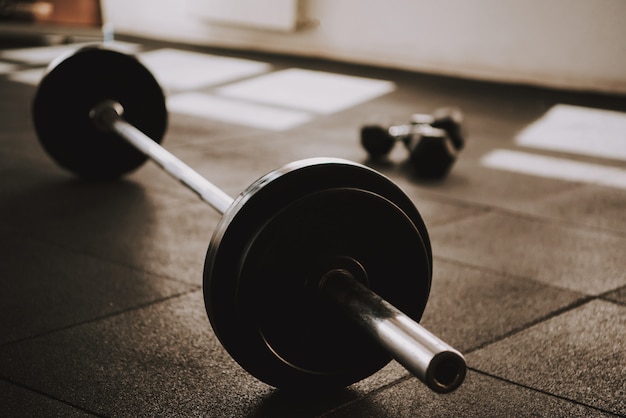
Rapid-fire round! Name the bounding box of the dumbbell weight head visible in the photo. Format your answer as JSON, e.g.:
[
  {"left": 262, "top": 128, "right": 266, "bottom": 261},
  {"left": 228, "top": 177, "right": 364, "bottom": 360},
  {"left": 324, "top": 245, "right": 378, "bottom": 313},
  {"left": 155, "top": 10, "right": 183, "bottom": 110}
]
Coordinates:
[
  {"left": 204, "top": 158, "right": 433, "bottom": 390},
  {"left": 33, "top": 45, "right": 168, "bottom": 179},
  {"left": 360, "top": 125, "right": 396, "bottom": 157},
  {"left": 411, "top": 106, "right": 465, "bottom": 151},
  {"left": 404, "top": 126, "right": 457, "bottom": 179}
]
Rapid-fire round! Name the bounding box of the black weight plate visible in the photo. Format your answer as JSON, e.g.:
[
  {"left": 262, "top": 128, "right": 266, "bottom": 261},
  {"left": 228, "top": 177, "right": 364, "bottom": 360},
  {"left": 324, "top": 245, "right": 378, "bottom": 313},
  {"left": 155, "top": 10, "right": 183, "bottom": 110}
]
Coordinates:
[
  {"left": 32, "top": 45, "right": 167, "bottom": 179},
  {"left": 204, "top": 158, "right": 432, "bottom": 390}
]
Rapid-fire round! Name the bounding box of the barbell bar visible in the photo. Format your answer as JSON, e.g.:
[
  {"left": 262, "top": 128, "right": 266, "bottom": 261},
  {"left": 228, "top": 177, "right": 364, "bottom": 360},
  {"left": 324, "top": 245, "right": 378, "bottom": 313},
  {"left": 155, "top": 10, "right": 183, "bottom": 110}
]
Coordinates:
[
  {"left": 90, "top": 100, "right": 233, "bottom": 214},
  {"left": 32, "top": 45, "right": 466, "bottom": 393}
]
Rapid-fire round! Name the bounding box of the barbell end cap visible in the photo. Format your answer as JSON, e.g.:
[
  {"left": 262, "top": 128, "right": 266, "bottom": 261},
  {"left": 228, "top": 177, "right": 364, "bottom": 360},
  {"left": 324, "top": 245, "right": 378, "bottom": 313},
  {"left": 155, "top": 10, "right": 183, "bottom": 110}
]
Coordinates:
[
  {"left": 425, "top": 350, "right": 467, "bottom": 393},
  {"left": 89, "top": 100, "right": 125, "bottom": 132}
]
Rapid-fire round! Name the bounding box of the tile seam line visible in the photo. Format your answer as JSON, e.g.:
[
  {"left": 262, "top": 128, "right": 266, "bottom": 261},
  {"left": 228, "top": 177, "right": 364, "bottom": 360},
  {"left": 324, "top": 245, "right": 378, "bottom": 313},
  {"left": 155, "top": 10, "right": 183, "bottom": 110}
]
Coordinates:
[
  {"left": 426, "top": 208, "right": 495, "bottom": 228},
  {"left": 415, "top": 188, "right": 568, "bottom": 217},
  {"left": 161, "top": 125, "right": 277, "bottom": 149},
  {"left": 318, "top": 374, "right": 415, "bottom": 417},
  {"left": 468, "top": 368, "right": 623, "bottom": 417},
  {"left": 0, "top": 377, "right": 106, "bottom": 417},
  {"left": 0, "top": 224, "right": 202, "bottom": 287},
  {"left": 490, "top": 142, "right": 626, "bottom": 168},
  {"left": 492, "top": 206, "right": 626, "bottom": 238},
  {"left": 431, "top": 255, "right": 599, "bottom": 298},
  {"left": 462, "top": 295, "right": 595, "bottom": 354},
  {"left": 162, "top": 64, "right": 275, "bottom": 93},
  {"left": 599, "top": 294, "right": 626, "bottom": 307},
  {"left": 428, "top": 257, "right": 609, "bottom": 352},
  {"left": 0, "top": 287, "right": 201, "bottom": 349},
  {"left": 418, "top": 189, "right": 626, "bottom": 239},
  {"left": 323, "top": 362, "right": 621, "bottom": 417},
  {"left": 413, "top": 192, "right": 493, "bottom": 213},
  {"left": 192, "top": 89, "right": 319, "bottom": 115}
]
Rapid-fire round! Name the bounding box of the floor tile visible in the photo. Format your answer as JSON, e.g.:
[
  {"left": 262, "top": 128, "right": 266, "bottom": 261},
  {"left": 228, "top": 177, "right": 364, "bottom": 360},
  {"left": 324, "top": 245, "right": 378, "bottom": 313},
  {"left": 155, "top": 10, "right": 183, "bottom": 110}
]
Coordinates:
[
  {"left": 0, "top": 291, "right": 408, "bottom": 417},
  {"left": 481, "top": 149, "right": 626, "bottom": 191},
  {"left": 0, "top": 176, "right": 219, "bottom": 285},
  {"left": 0, "top": 130, "right": 51, "bottom": 163},
  {"left": 406, "top": 197, "right": 488, "bottom": 228},
  {"left": 0, "top": 292, "right": 264, "bottom": 417},
  {"left": 7, "top": 67, "right": 46, "bottom": 86},
  {"left": 216, "top": 68, "right": 395, "bottom": 114},
  {"left": 603, "top": 285, "right": 626, "bottom": 305},
  {"left": 468, "top": 300, "right": 626, "bottom": 415},
  {"left": 165, "top": 111, "right": 270, "bottom": 146},
  {"left": 1, "top": 380, "right": 95, "bottom": 417},
  {"left": 513, "top": 185, "right": 626, "bottom": 234},
  {"left": 0, "top": 61, "right": 19, "bottom": 74},
  {"left": 161, "top": 128, "right": 360, "bottom": 197},
  {"left": 419, "top": 259, "right": 585, "bottom": 352},
  {"left": 515, "top": 104, "right": 626, "bottom": 162},
  {"left": 430, "top": 211, "right": 626, "bottom": 295},
  {"left": 326, "top": 371, "right": 616, "bottom": 417},
  {"left": 138, "top": 48, "right": 271, "bottom": 92},
  {"left": 0, "top": 230, "right": 193, "bottom": 344},
  {"left": 0, "top": 79, "right": 37, "bottom": 133},
  {"left": 168, "top": 92, "right": 314, "bottom": 131}
]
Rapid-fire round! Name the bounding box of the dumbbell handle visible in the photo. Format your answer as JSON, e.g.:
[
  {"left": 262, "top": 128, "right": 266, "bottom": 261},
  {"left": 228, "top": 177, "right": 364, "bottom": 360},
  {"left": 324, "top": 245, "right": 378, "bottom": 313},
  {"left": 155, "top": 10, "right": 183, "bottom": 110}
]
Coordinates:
[
  {"left": 91, "top": 100, "right": 466, "bottom": 393},
  {"left": 91, "top": 100, "right": 234, "bottom": 214}
]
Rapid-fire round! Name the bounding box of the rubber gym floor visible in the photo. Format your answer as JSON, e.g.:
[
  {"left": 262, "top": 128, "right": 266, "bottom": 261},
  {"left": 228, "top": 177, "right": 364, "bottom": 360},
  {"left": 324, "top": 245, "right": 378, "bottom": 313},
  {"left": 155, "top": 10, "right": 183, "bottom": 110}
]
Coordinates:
[{"left": 1, "top": 36, "right": 625, "bottom": 417}]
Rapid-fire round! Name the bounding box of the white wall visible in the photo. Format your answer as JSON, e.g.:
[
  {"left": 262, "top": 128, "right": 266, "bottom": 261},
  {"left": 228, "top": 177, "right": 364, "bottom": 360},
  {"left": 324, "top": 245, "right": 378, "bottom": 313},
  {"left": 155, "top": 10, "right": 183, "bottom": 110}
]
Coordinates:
[{"left": 101, "top": 0, "right": 626, "bottom": 95}]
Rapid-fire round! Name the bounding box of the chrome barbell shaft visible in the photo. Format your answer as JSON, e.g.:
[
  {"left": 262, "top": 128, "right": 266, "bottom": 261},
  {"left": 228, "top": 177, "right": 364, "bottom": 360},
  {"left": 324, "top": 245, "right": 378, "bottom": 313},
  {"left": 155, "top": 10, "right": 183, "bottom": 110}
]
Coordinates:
[
  {"left": 90, "top": 100, "right": 234, "bottom": 214},
  {"left": 319, "top": 269, "right": 466, "bottom": 393}
]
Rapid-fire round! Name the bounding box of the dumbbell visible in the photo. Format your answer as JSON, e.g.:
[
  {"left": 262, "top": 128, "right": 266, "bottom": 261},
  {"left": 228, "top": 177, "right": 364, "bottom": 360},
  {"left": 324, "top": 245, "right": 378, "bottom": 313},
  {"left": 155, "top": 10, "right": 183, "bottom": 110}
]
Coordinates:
[
  {"left": 361, "top": 108, "right": 465, "bottom": 178},
  {"left": 32, "top": 45, "right": 466, "bottom": 393}
]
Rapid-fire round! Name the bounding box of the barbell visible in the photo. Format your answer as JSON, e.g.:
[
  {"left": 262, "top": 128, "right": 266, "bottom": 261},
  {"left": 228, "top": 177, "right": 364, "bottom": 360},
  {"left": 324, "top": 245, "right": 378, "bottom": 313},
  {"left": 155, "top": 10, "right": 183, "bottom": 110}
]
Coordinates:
[{"left": 32, "top": 45, "right": 466, "bottom": 393}]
